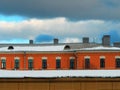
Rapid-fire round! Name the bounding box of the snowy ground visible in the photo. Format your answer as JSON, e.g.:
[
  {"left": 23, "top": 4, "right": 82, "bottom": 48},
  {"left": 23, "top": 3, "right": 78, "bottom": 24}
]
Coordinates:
[{"left": 0, "top": 70, "right": 120, "bottom": 78}]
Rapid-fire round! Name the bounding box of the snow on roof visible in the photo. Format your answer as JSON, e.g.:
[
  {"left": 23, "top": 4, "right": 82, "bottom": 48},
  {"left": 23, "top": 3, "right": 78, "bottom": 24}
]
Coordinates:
[
  {"left": 0, "top": 45, "right": 66, "bottom": 52},
  {"left": 0, "top": 46, "right": 120, "bottom": 52},
  {"left": 79, "top": 46, "right": 120, "bottom": 51},
  {"left": 0, "top": 70, "right": 120, "bottom": 78}
]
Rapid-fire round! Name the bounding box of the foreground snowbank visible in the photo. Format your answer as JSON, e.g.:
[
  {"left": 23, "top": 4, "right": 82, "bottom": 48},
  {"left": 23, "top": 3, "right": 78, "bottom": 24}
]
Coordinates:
[{"left": 0, "top": 70, "right": 119, "bottom": 78}]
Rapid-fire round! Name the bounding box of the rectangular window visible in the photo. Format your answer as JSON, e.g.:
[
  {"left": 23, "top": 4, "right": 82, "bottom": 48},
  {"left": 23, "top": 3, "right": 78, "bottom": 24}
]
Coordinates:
[
  {"left": 100, "top": 58, "right": 105, "bottom": 68},
  {"left": 28, "top": 59, "right": 33, "bottom": 70},
  {"left": 70, "top": 59, "right": 74, "bottom": 69},
  {"left": 42, "top": 59, "right": 47, "bottom": 69},
  {"left": 15, "top": 59, "right": 19, "bottom": 69},
  {"left": 1, "top": 59, "right": 6, "bottom": 69},
  {"left": 85, "top": 58, "right": 90, "bottom": 69},
  {"left": 56, "top": 59, "right": 61, "bottom": 69},
  {"left": 116, "top": 58, "right": 120, "bottom": 68}
]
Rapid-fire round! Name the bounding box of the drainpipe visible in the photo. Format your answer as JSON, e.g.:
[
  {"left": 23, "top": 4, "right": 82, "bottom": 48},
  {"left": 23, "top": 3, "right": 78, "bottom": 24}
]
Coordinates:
[
  {"left": 24, "top": 51, "right": 26, "bottom": 70},
  {"left": 73, "top": 51, "right": 78, "bottom": 69}
]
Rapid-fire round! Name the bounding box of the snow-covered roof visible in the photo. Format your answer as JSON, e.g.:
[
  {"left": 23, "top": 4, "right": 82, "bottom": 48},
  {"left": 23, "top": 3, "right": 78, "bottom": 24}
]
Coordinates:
[
  {"left": 79, "top": 46, "right": 120, "bottom": 51},
  {"left": 0, "top": 45, "right": 67, "bottom": 52},
  {"left": 0, "top": 70, "right": 120, "bottom": 78},
  {"left": 0, "top": 46, "right": 120, "bottom": 52}
]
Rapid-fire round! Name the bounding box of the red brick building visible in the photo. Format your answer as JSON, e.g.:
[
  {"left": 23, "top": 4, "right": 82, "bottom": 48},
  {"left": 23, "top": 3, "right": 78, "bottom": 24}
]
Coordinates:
[
  {"left": 0, "top": 35, "right": 120, "bottom": 90},
  {"left": 0, "top": 39, "right": 119, "bottom": 70},
  {"left": 0, "top": 35, "right": 120, "bottom": 70}
]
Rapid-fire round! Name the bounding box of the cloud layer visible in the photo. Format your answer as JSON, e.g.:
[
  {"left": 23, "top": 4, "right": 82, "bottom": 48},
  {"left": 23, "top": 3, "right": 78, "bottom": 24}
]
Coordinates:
[
  {"left": 0, "top": 0, "right": 120, "bottom": 20},
  {"left": 0, "top": 17, "right": 120, "bottom": 43}
]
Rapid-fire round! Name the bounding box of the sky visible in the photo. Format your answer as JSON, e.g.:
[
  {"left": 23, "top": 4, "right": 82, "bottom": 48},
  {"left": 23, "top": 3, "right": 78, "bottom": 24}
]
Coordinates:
[{"left": 0, "top": 0, "right": 120, "bottom": 44}]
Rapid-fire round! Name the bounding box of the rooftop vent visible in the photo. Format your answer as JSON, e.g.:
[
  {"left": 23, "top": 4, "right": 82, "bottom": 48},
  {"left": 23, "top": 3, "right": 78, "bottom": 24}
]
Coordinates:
[
  {"left": 29, "top": 40, "right": 33, "bottom": 44},
  {"left": 54, "top": 38, "right": 59, "bottom": 44},
  {"left": 83, "top": 37, "right": 89, "bottom": 43},
  {"left": 102, "top": 35, "right": 110, "bottom": 46},
  {"left": 113, "top": 42, "right": 120, "bottom": 47},
  {"left": 8, "top": 46, "right": 14, "bottom": 50}
]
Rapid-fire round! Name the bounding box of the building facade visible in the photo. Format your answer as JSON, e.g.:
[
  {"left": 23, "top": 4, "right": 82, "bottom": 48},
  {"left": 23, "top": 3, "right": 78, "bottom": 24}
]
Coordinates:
[
  {"left": 0, "top": 46, "right": 120, "bottom": 70},
  {"left": 0, "top": 35, "right": 120, "bottom": 70}
]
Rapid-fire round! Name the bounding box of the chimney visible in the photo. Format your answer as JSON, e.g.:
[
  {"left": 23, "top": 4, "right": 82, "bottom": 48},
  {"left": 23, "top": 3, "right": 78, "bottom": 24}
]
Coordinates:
[
  {"left": 83, "top": 37, "right": 89, "bottom": 43},
  {"left": 113, "top": 42, "right": 120, "bottom": 47},
  {"left": 102, "top": 35, "right": 110, "bottom": 46},
  {"left": 29, "top": 40, "right": 33, "bottom": 44},
  {"left": 54, "top": 38, "right": 59, "bottom": 44}
]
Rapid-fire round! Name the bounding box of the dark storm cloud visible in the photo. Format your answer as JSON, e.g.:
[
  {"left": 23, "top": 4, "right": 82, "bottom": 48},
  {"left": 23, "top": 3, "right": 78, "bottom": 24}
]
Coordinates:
[{"left": 0, "top": 0, "right": 120, "bottom": 20}]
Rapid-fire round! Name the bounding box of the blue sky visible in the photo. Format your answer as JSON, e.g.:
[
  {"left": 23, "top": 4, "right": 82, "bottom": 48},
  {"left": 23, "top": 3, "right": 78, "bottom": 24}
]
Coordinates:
[
  {"left": 0, "top": 0, "right": 120, "bottom": 44},
  {"left": 0, "top": 15, "right": 25, "bottom": 22}
]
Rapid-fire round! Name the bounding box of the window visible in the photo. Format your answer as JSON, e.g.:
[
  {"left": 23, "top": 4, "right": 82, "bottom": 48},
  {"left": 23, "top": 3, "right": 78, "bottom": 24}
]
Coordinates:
[
  {"left": 116, "top": 58, "right": 120, "bottom": 68},
  {"left": 42, "top": 59, "right": 47, "bottom": 69},
  {"left": 28, "top": 59, "right": 33, "bottom": 70},
  {"left": 70, "top": 59, "right": 75, "bottom": 69},
  {"left": 8, "top": 46, "right": 14, "bottom": 50},
  {"left": 56, "top": 59, "right": 61, "bottom": 69},
  {"left": 64, "top": 45, "right": 70, "bottom": 50},
  {"left": 100, "top": 58, "right": 105, "bottom": 68},
  {"left": 85, "top": 58, "right": 90, "bottom": 69},
  {"left": 1, "top": 59, "right": 6, "bottom": 69},
  {"left": 15, "top": 59, "right": 19, "bottom": 69}
]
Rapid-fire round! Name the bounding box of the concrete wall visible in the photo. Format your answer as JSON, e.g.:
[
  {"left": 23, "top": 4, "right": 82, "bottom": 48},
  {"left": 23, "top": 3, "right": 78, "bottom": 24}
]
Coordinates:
[{"left": 0, "top": 78, "right": 120, "bottom": 90}]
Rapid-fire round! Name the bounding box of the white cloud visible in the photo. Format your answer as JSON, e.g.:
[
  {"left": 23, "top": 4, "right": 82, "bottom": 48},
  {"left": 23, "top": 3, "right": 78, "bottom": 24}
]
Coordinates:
[
  {"left": 0, "top": 17, "right": 120, "bottom": 43},
  {"left": 62, "top": 38, "right": 81, "bottom": 43}
]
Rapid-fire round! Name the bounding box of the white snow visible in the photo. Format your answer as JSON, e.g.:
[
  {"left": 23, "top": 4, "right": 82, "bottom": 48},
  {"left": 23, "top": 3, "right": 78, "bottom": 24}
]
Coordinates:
[
  {"left": 0, "top": 45, "right": 66, "bottom": 52},
  {"left": 80, "top": 46, "right": 120, "bottom": 51},
  {"left": 0, "top": 70, "right": 120, "bottom": 78},
  {"left": 0, "top": 46, "right": 120, "bottom": 52}
]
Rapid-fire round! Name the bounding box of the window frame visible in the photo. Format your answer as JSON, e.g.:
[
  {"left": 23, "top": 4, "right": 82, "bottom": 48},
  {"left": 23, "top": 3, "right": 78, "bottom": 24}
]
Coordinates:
[
  {"left": 42, "top": 59, "right": 47, "bottom": 69},
  {"left": 28, "top": 59, "right": 33, "bottom": 70},
  {"left": 56, "top": 59, "right": 61, "bottom": 69},
  {"left": 70, "top": 59, "right": 75, "bottom": 69},
  {"left": 100, "top": 58, "right": 105, "bottom": 68},
  {"left": 84, "top": 57, "right": 90, "bottom": 69},
  {"left": 116, "top": 58, "right": 120, "bottom": 68},
  {"left": 14, "top": 59, "right": 20, "bottom": 69},
  {"left": 1, "top": 59, "right": 6, "bottom": 69}
]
